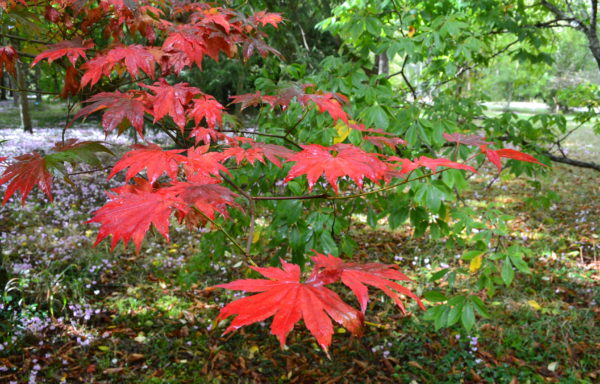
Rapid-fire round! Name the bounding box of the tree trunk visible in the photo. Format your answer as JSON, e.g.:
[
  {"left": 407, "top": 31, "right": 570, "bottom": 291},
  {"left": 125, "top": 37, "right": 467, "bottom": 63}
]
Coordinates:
[
  {"left": 0, "top": 74, "right": 6, "bottom": 100},
  {"left": 35, "top": 65, "right": 42, "bottom": 103},
  {"left": 16, "top": 62, "right": 32, "bottom": 133},
  {"left": 9, "top": 73, "right": 18, "bottom": 107},
  {"left": 377, "top": 53, "right": 389, "bottom": 75}
]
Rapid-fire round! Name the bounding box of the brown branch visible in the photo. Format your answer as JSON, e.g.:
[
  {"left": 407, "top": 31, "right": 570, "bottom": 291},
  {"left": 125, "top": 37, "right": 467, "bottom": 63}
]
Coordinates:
[
  {"left": 0, "top": 83, "right": 58, "bottom": 95},
  {"left": 221, "top": 129, "right": 302, "bottom": 150},
  {"left": 388, "top": 55, "right": 417, "bottom": 100},
  {"left": 544, "top": 152, "right": 600, "bottom": 171},
  {"left": 0, "top": 33, "right": 51, "bottom": 45},
  {"left": 66, "top": 166, "right": 112, "bottom": 176},
  {"left": 252, "top": 170, "right": 450, "bottom": 202}
]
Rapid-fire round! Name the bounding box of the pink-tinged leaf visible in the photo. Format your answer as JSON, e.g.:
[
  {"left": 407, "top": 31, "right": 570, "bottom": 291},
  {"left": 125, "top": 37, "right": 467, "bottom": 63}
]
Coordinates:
[
  {"left": 73, "top": 91, "right": 146, "bottom": 137},
  {"left": 349, "top": 122, "right": 393, "bottom": 136},
  {"left": 109, "top": 143, "right": 187, "bottom": 183},
  {"left": 388, "top": 156, "right": 477, "bottom": 175},
  {"left": 167, "top": 180, "right": 241, "bottom": 221},
  {"left": 87, "top": 187, "right": 182, "bottom": 253},
  {"left": 302, "top": 93, "right": 349, "bottom": 123},
  {"left": 285, "top": 144, "right": 388, "bottom": 193},
  {"left": 311, "top": 252, "right": 424, "bottom": 313},
  {"left": 242, "top": 37, "right": 283, "bottom": 61},
  {"left": 364, "top": 135, "right": 407, "bottom": 150},
  {"left": 32, "top": 38, "right": 93, "bottom": 67},
  {"left": 443, "top": 133, "right": 493, "bottom": 146},
  {"left": 142, "top": 80, "right": 201, "bottom": 130},
  {"left": 221, "top": 142, "right": 294, "bottom": 167},
  {"left": 251, "top": 142, "right": 295, "bottom": 167},
  {"left": 229, "top": 91, "right": 275, "bottom": 110},
  {"left": 189, "top": 127, "right": 227, "bottom": 145},
  {"left": 414, "top": 156, "right": 477, "bottom": 174},
  {"left": 189, "top": 95, "right": 224, "bottom": 129},
  {"left": 216, "top": 259, "right": 363, "bottom": 354},
  {"left": 0, "top": 45, "right": 18, "bottom": 77},
  {"left": 0, "top": 152, "right": 52, "bottom": 205}
]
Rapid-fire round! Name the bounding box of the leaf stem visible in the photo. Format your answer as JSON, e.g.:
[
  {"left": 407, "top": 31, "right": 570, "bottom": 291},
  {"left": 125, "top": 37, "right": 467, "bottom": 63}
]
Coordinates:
[{"left": 192, "top": 207, "right": 257, "bottom": 267}]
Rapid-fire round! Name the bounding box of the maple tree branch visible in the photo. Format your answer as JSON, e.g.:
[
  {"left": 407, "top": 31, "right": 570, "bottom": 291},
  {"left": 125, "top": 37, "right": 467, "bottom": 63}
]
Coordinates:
[
  {"left": 66, "top": 166, "right": 112, "bottom": 176},
  {"left": 388, "top": 56, "right": 417, "bottom": 100},
  {"left": 285, "top": 108, "right": 310, "bottom": 137},
  {"left": 543, "top": 151, "right": 600, "bottom": 171},
  {"left": 220, "top": 173, "right": 256, "bottom": 255},
  {"left": 0, "top": 83, "right": 58, "bottom": 95},
  {"left": 222, "top": 130, "right": 302, "bottom": 150},
  {"left": 251, "top": 171, "right": 443, "bottom": 202},
  {"left": 0, "top": 33, "right": 51, "bottom": 45},
  {"left": 252, "top": 193, "right": 329, "bottom": 201}
]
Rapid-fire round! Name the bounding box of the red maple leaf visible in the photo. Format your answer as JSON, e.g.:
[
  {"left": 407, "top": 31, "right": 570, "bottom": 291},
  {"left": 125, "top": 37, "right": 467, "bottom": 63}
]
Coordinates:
[
  {"left": 162, "top": 26, "right": 207, "bottom": 68},
  {"left": 73, "top": 91, "right": 146, "bottom": 136},
  {"left": 310, "top": 252, "right": 425, "bottom": 313},
  {"left": 216, "top": 260, "right": 364, "bottom": 354},
  {"left": 192, "top": 7, "right": 231, "bottom": 33},
  {"left": 480, "top": 145, "right": 546, "bottom": 172},
  {"left": 364, "top": 135, "right": 407, "bottom": 150},
  {"left": 60, "top": 65, "right": 80, "bottom": 99},
  {"left": 167, "top": 180, "right": 240, "bottom": 221},
  {"left": 189, "top": 95, "right": 224, "bottom": 129},
  {"left": 221, "top": 142, "right": 294, "bottom": 167},
  {"left": 388, "top": 156, "right": 477, "bottom": 175},
  {"left": 249, "top": 10, "right": 283, "bottom": 28},
  {"left": 302, "top": 93, "right": 349, "bottom": 123},
  {"left": 443, "top": 132, "right": 493, "bottom": 146},
  {"left": 349, "top": 122, "right": 393, "bottom": 136},
  {"left": 251, "top": 142, "right": 295, "bottom": 167},
  {"left": 415, "top": 156, "right": 477, "bottom": 174},
  {"left": 183, "top": 145, "right": 229, "bottom": 180},
  {"left": 142, "top": 80, "right": 201, "bottom": 130},
  {"left": 0, "top": 45, "right": 18, "bottom": 77},
  {"left": 88, "top": 187, "right": 182, "bottom": 253},
  {"left": 189, "top": 127, "right": 227, "bottom": 145},
  {"left": 0, "top": 152, "right": 52, "bottom": 205},
  {"left": 108, "top": 143, "right": 187, "bottom": 183},
  {"left": 229, "top": 91, "right": 276, "bottom": 110},
  {"left": 80, "top": 45, "right": 156, "bottom": 87},
  {"left": 31, "top": 38, "right": 93, "bottom": 67},
  {"left": 285, "top": 144, "right": 388, "bottom": 193}
]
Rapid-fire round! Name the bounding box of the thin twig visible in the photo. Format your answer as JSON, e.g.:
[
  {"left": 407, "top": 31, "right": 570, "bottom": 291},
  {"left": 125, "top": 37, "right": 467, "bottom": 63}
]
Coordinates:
[
  {"left": 220, "top": 173, "right": 256, "bottom": 255},
  {"left": 285, "top": 108, "right": 310, "bottom": 137},
  {"left": 66, "top": 166, "right": 111, "bottom": 176},
  {"left": 221, "top": 129, "right": 302, "bottom": 150},
  {"left": 192, "top": 207, "right": 257, "bottom": 266},
  {"left": 0, "top": 83, "right": 58, "bottom": 95}
]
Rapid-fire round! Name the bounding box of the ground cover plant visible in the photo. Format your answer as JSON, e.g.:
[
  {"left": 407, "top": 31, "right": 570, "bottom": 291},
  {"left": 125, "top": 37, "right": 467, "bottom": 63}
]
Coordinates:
[{"left": 0, "top": 0, "right": 599, "bottom": 383}]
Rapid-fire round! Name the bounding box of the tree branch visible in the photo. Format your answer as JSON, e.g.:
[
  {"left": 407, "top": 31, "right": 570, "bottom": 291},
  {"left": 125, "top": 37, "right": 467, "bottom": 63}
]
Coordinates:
[
  {"left": 220, "top": 173, "right": 256, "bottom": 255},
  {"left": 387, "top": 56, "right": 417, "bottom": 100},
  {"left": 0, "top": 33, "right": 51, "bottom": 45},
  {"left": 544, "top": 152, "right": 600, "bottom": 171}
]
